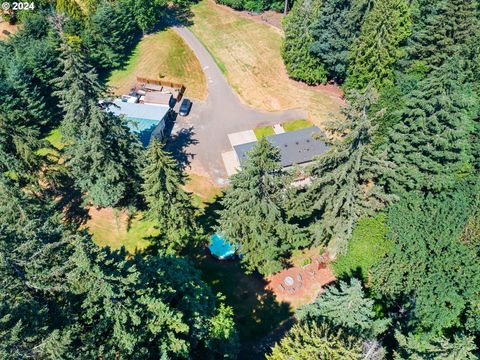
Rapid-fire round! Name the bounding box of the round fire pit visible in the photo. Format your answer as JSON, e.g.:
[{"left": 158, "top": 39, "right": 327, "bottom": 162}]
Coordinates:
[{"left": 284, "top": 276, "right": 294, "bottom": 286}]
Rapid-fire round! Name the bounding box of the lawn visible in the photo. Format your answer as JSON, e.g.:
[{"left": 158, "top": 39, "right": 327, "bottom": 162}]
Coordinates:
[
  {"left": 282, "top": 119, "right": 312, "bottom": 132},
  {"left": 108, "top": 29, "right": 207, "bottom": 100},
  {"left": 87, "top": 208, "right": 155, "bottom": 253},
  {"left": 189, "top": 0, "right": 343, "bottom": 125},
  {"left": 254, "top": 125, "right": 275, "bottom": 139}
]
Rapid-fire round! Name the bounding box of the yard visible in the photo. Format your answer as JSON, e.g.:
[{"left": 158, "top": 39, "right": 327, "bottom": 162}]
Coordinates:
[
  {"left": 108, "top": 29, "right": 207, "bottom": 100},
  {"left": 253, "top": 119, "right": 313, "bottom": 140},
  {"left": 189, "top": 0, "right": 344, "bottom": 125}
]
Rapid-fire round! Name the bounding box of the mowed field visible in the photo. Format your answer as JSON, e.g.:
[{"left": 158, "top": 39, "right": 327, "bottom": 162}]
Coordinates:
[
  {"left": 189, "top": 0, "right": 344, "bottom": 125},
  {"left": 108, "top": 29, "right": 207, "bottom": 100}
]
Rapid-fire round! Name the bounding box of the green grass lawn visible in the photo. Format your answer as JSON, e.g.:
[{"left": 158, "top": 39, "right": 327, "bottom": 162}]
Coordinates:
[
  {"left": 282, "top": 119, "right": 312, "bottom": 132},
  {"left": 254, "top": 125, "right": 275, "bottom": 139},
  {"left": 88, "top": 210, "right": 156, "bottom": 253}
]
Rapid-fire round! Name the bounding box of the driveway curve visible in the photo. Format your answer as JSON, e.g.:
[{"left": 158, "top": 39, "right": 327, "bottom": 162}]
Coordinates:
[{"left": 171, "top": 26, "right": 307, "bottom": 185}]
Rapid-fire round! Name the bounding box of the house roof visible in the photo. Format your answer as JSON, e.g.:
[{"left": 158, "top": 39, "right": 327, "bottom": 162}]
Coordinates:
[
  {"left": 107, "top": 99, "right": 170, "bottom": 133},
  {"left": 233, "top": 126, "right": 329, "bottom": 168},
  {"left": 143, "top": 92, "right": 173, "bottom": 106}
]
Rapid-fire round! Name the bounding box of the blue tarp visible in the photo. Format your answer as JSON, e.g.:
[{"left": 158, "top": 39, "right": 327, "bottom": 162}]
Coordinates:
[{"left": 208, "top": 233, "right": 238, "bottom": 259}]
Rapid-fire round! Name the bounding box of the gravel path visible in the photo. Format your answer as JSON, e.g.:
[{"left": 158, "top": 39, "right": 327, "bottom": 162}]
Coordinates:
[{"left": 169, "top": 26, "right": 306, "bottom": 185}]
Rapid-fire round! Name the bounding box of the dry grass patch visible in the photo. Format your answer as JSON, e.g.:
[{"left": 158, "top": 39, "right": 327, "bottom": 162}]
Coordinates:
[
  {"left": 108, "top": 29, "right": 207, "bottom": 100},
  {"left": 189, "top": 0, "right": 344, "bottom": 126},
  {"left": 87, "top": 207, "right": 156, "bottom": 253}
]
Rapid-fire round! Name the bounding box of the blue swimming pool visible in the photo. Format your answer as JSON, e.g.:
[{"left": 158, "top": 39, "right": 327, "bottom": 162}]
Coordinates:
[{"left": 208, "top": 233, "right": 238, "bottom": 259}]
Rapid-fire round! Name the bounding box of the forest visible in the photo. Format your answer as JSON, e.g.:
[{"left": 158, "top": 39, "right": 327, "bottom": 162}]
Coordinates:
[{"left": 1, "top": 0, "right": 479, "bottom": 359}]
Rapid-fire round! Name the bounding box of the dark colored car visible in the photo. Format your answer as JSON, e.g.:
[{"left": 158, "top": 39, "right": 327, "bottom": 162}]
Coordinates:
[{"left": 179, "top": 98, "right": 192, "bottom": 116}]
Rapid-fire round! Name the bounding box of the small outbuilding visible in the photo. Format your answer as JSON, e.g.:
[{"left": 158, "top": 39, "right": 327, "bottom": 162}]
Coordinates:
[{"left": 108, "top": 99, "right": 171, "bottom": 146}]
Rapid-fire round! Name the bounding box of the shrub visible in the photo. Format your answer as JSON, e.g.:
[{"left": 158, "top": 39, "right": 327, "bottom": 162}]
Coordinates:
[{"left": 332, "top": 213, "right": 392, "bottom": 282}]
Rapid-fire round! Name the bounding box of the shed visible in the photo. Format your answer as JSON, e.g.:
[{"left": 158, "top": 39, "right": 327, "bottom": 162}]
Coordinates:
[{"left": 143, "top": 92, "right": 174, "bottom": 107}]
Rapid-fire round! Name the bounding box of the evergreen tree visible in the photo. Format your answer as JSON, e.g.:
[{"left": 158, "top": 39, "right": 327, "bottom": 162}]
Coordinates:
[
  {"left": 296, "top": 89, "right": 396, "bottom": 257},
  {"left": 346, "top": 0, "right": 411, "bottom": 91},
  {"left": 297, "top": 278, "right": 390, "bottom": 338},
  {"left": 407, "top": 0, "right": 479, "bottom": 76},
  {"left": 0, "top": 195, "right": 238, "bottom": 359},
  {"left": 0, "top": 107, "right": 43, "bottom": 185},
  {"left": 372, "top": 180, "right": 480, "bottom": 333},
  {"left": 54, "top": 36, "right": 142, "bottom": 208},
  {"left": 310, "top": 0, "right": 370, "bottom": 83},
  {"left": 267, "top": 322, "right": 363, "bottom": 360},
  {"left": 394, "top": 331, "right": 478, "bottom": 360},
  {"left": 216, "top": 138, "right": 307, "bottom": 275},
  {"left": 141, "top": 139, "right": 197, "bottom": 253},
  {"left": 83, "top": 1, "right": 139, "bottom": 70},
  {"left": 387, "top": 59, "right": 477, "bottom": 193},
  {"left": 281, "top": 0, "right": 327, "bottom": 85}
]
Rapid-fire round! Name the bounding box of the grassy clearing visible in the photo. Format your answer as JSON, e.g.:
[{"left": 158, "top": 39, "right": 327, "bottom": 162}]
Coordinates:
[
  {"left": 87, "top": 208, "right": 156, "bottom": 253},
  {"left": 108, "top": 29, "right": 207, "bottom": 100},
  {"left": 282, "top": 119, "right": 312, "bottom": 132},
  {"left": 189, "top": 0, "right": 343, "bottom": 125},
  {"left": 254, "top": 125, "right": 275, "bottom": 139}
]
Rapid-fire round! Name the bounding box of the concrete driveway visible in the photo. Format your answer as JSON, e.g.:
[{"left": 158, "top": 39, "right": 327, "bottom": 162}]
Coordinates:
[{"left": 169, "top": 27, "right": 306, "bottom": 185}]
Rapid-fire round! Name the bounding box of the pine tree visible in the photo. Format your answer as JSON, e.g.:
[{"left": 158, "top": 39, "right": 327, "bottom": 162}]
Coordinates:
[
  {"left": 281, "top": 0, "right": 327, "bottom": 85},
  {"left": 346, "top": 0, "right": 411, "bottom": 90},
  {"left": 83, "top": 1, "right": 139, "bottom": 70},
  {"left": 387, "top": 59, "right": 477, "bottom": 193},
  {"left": 267, "top": 322, "right": 363, "bottom": 360},
  {"left": 297, "top": 278, "right": 390, "bottom": 338},
  {"left": 407, "top": 0, "right": 479, "bottom": 76},
  {"left": 141, "top": 139, "right": 197, "bottom": 253},
  {"left": 394, "top": 331, "right": 478, "bottom": 360},
  {"left": 310, "top": 0, "right": 370, "bottom": 83},
  {"left": 0, "top": 190, "right": 238, "bottom": 359},
  {"left": 54, "top": 35, "right": 142, "bottom": 208},
  {"left": 298, "top": 89, "right": 396, "bottom": 257},
  {"left": 372, "top": 180, "right": 480, "bottom": 333},
  {"left": 217, "top": 138, "right": 307, "bottom": 275}
]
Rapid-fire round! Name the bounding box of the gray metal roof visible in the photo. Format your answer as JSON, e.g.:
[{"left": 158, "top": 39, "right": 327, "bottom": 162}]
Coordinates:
[
  {"left": 107, "top": 99, "right": 170, "bottom": 122},
  {"left": 233, "top": 126, "right": 329, "bottom": 168}
]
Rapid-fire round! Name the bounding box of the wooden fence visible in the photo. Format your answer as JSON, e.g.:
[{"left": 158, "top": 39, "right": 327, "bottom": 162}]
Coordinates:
[{"left": 136, "top": 76, "right": 186, "bottom": 101}]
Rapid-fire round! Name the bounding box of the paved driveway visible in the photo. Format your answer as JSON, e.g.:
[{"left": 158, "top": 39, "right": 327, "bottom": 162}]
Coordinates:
[{"left": 169, "top": 27, "right": 306, "bottom": 185}]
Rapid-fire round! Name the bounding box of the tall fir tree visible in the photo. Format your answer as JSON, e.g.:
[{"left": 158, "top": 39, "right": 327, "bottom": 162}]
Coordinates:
[
  {"left": 372, "top": 180, "right": 480, "bottom": 333},
  {"left": 297, "top": 278, "right": 390, "bottom": 338},
  {"left": 0, "top": 185, "right": 238, "bottom": 359},
  {"left": 141, "top": 139, "right": 197, "bottom": 253},
  {"left": 281, "top": 0, "right": 327, "bottom": 85},
  {"left": 310, "top": 0, "right": 370, "bottom": 83},
  {"left": 387, "top": 59, "right": 477, "bottom": 193},
  {"left": 407, "top": 0, "right": 479, "bottom": 76},
  {"left": 216, "top": 138, "right": 307, "bottom": 275},
  {"left": 267, "top": 322, "right": 363, "bottom": 360},
  {"left": 295, "top": 89, "right": 396, "bottom": 257},
  {"left": 54, "top": 34, "right": 142, "bottom": 208},
  {"left": 346, "top": 0, "right": 411, "bottom": 91}
]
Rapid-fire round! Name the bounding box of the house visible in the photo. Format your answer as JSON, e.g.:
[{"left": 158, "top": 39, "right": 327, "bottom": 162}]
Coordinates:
[
  {"left": 141, "top": 92, "right": 174, "bottom": 107},
  {"left": 233, "top": 126, "right": 328, "bottom": 171},
  {"left": 108, "top": 99, "right": 171, "bottom": 146}
]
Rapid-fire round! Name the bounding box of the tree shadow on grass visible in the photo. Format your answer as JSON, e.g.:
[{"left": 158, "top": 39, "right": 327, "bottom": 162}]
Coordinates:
[
  {"left": 194, "top": 252, "right": 293, "bottom": 359},
  {"left": 165, "top": 126, "right": 198, "bottom": 172}
]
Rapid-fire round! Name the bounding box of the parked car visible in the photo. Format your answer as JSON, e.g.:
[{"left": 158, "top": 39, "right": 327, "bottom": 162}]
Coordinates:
[{"left": 179, "top": 98, "right": 192, "bottom": 116}]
